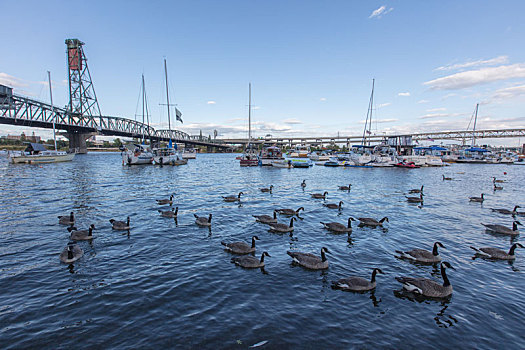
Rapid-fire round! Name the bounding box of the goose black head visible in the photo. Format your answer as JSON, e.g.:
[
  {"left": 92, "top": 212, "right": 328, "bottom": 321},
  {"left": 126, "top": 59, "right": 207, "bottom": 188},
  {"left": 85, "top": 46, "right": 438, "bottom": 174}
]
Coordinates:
[
  {"left": 323, "top": 192, "right": 328, "bottom": 196},
  {"left": 170, "top": 195, "right": 174, "bottom": 200},
  {"left": 514, "top": 205, "right": 521, "bottom": 211},
  {"left": 339, "top": 201, "right": 344, "bottom": 206},
  {"left": 238, "top": 192, "right": 244, "bottom": 198},
  {"left": 373, "top": 268, "right": 384, "bottom": 275},
  {"left": 126, "top": 217, "right": 130, "bottom": 225},
  {"left": 253, "top": 235, "right": 260, "bottom": 241},
  {"left": 69, "top": 212, "right": 74, "bottom": 220},
  {"left": 435, "top": 242, "right": 445, "bottom": 248},
  {"left": 321, "top": 247, "right": 330, "bottom": 254},
  {"left": 262, "top": 251, "right": 271, "bottom": 257},
  {"left": 109, "top": 219, "right": 115, "bottom": 224},
  {"left": 290, "top": 217, "right": 297, "bottom": 227},
  {"left": 270, "top": 185, "right": 274, "bottom": 189},
  {"left": 442, "top": 261, "right": 454, "bottom": 270},
  {"left": 301, "top": 180, "right": 306, "bottom": 187},
  {"left": 90, "top": 224, "right": 96, "bottom": 229},
  {"left": 380, "top": 217, "right": 389, "bottom": 223},
  {"left": 297, "top": 207, "right": 304, "bottom": 212}
]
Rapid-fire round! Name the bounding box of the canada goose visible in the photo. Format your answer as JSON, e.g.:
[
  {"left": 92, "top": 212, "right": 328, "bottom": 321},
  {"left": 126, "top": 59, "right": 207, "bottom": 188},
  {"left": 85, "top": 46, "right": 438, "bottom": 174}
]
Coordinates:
[
  {"left": 253, "top": 211, "right": 277, "bottom": 224},
  {"left": 492, "top": 177, "right": 505, "bottom": 183},
  {"left": 469, "top": 193, "right": 484, "bottom": 202},
  {"left": 59, "top": 242, "right": 83, "bottom": 264},
  {"left": 442, "top": 175, "right": 452, "bottom": 181},
  {"left": 409, "top": 185, "right": 424, "bottom": 194},
  {"left": 470, "top": 243, "right": 524, "bottom": 260},
  {"left": 222, "top": 236, "right": 259, "bottom": 254},
  {"left": 68, "top": 224, "right": 95, "bottom": 241},
  {"left": 110, "top": 217, "right": 130, "bottom": 230},
  {"left": 358, "top": 217, "right": 389, "bottom": 227},
  {"left": 493, "top": 183, "right": 503, "bottom": 191},
  {"left": 260, "top": 185, "right": 273, "bottom": 193},
  {"left": 58, "top": 212, "right": 75, "bottom": 225},
  {"left": 332, "top": 268, "right": 384, "bottom": 292},
  {"left": 231, "top": 251, "right": 270, "bottom": 268},
  {"left": 481, "top": 221, "right": 521, "bottom": 236},
  {"left": 312, "top": 191, "right": 328, "bottom": 199},
  {"left": 491, "top": 206, "right": 520, "bottom": 215},
  {"left": 301, "top": 180, "right": 306, "bottom": 188},
  {"left": 223, "top": 192, "right": 244, "bottom": 202},
  {"left": 275, "top": 207, "right": 304, "bottom": 216},
  {"left": 395, "top": 242, "right": 445, "bottom": 263},
  {"left": 158, "top": 207, "right": 178, "bottom": 218},
  {"left": 194, "top": 213, "right": 212, "bottom": 227},
  {"left": 323, "top": 201, "right": 344, "bottom": 210},
  {"left": 156, "top": 195, "right": 174, "bottom": 205},
  {"left": 395, "top": 261, "right": 454, "bottom": 298},
  {"left": 339, "top": 184, "right": 352, "bottom": 191},
  {"left": 287, "top": 247, "right": 330, "bottom": 270},
  {"left": 321, "top": 217, "right": 355, "bottom": 233},
  {"left": 269, "top": 217, "right": 296, "bottom": 233},
  {"left": 406, "top": 194, "right": 424, "bottom": 203}
]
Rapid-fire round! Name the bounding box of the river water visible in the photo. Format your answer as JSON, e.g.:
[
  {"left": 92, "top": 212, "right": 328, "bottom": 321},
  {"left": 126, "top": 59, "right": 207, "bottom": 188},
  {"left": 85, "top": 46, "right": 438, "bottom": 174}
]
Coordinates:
[{"left": 0, "top": 152, "right": 523, "bottom": 349}]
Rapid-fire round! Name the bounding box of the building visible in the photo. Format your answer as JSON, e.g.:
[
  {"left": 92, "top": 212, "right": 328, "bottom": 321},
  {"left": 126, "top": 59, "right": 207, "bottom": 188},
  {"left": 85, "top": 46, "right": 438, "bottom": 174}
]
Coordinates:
[{"left": 4, "top": 132, "right": 41, "bottom": 143}]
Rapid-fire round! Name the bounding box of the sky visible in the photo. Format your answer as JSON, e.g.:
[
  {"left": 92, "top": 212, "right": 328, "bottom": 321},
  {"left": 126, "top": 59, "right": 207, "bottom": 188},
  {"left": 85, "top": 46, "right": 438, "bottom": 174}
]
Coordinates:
[{"left": 1, "top": 0, "right": 525, "bottom": 146}]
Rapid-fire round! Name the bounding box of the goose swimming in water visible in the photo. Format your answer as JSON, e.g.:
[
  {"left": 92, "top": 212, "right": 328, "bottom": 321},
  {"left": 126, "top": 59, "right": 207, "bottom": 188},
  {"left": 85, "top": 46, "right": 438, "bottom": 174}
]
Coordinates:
[
  {"left": 223, "top": 192, "right": 244, "bottom": 202},
  {"left": 482, "top": 221, "right": 521, "bottom": 236},
  {"left": 158, "top": 207, "right": 178, "bottom": 218},
  {"left": 301, "top": 180, "right": 306, "bottom": 188},
  {"left": 332, "top": 268, "right": 384, "bottom": 292},
  {"left": 396, "top": 261, "right": 454, "bottom": 298},
  {"left": 469, "top": 193, "right": 484, "bottom": 203},
  {"left": 231, "top": 251, "right": 270, "bottom": 268},
  {"left": 156, "top": 195, "right": 174, "bottom": 205},
  {"left": 358, "top": 217, "right": 389, "bottom": 227},
  {"left": 406, "top": 194, "right": 424, "bottom": 203},
  {"left": 470, "top": 243, "right": 524, "bottom": 260},
  {"left": 275, "top": 207, "right": 304, "bottom": 216},
  {"left": 395, "top": 242, "right": 445, "bottom": 263},
  {"left": 58, "top": 212, "right": 75, "bottom": 226},
  {"left": 221, "top": 236, "right": 259, "bottom": 254},
  {"left": 287, "top": 247, "right": 330, "bottom": 270},
  {"left": 338, "top": 184, "right": 352, "bottom": 191},
  {"left": 323, "top": 201, "right": 343, "bottom": 210},
  {"left": 442, "top": 175, "right": 452, "bottom": 181},
  {"left": 68, "top": 224, "right": 96, "bottom": 241},
  {"left": 269, "top": 217, "right": 296, "bottom": 233},
  {"left": 321, "top": 217, "right": 355, "bottom": 233},
  {"left": 492, "top": 177, "right": 505, "bottom": 183},
  {"left": 59, "top": 242, "right": 83, "bottom": 264},
  {"left": 491, "top": 205, "right": 521, "bottom": 215},
  {"left": 253, "top": 211, "right": 278, "bottom": 224},
  {"left": 312, "top": 191, "right": 328, "bottom": 199},
  {"left": 493, "top": 183, "right": 503, "bottom": 191},
  {"left": 409, "top": 185, "right": 424, "bottom": 194},
  {"left": 110, "top": 217, "right": 130, "bottom": 230},
  {"left": 260, "top": 185, "right": 273, "bottom": 193},
  {"left": 194, "top": 213, "right": 212, "bottom": 227}
]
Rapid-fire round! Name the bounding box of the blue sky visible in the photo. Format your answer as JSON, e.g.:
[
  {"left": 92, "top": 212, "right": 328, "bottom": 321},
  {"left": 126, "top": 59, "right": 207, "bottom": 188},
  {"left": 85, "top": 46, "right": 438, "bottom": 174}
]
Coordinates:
[{"left": 1, "top": 1, "right": 525, "bottom": 144}]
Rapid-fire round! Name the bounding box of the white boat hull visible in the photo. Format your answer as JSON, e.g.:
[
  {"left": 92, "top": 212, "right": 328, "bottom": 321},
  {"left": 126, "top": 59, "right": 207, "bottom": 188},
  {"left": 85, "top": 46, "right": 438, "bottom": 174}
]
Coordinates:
[
  {"left": 9, "top": 152, "right": 75, "bottom": 164},
  {"left": 122, "top": 150, "right": 153, "bottom": 165}
]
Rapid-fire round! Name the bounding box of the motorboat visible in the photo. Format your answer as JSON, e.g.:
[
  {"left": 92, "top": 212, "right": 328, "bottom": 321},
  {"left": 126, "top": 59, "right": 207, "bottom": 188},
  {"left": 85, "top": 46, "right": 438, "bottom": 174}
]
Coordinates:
[
  {"left": 152, "top": 146, "right": 187, "bottom": 165},
  {"left": 182, "top": 148, "right": 197, "bottom": 159},
  {"left": 240, "top": 143, "right": 259, "bottom": 167},
  {"left": 309, "top": 150, "right": 332, "bottom": 162},
  {"left": 367, "top": 145, "right": 400, "bottom": 167},
  {"left": 395, "top": 161, "right": 420, "bottom": 168},
  {"left": 122, "top": 144, "right": 154, "bottom": 165},
  {"left": 259, "top": 145, "right": 284, "bottom": 166},
  {"left": 348, "top": 145, "right": 374, "bottom": 166},
  {"left": 287, "top": 145, "right": 310, "bottom": 158},
  {"left": 9, "top": 143, "right": 75, "bottom": 164}
]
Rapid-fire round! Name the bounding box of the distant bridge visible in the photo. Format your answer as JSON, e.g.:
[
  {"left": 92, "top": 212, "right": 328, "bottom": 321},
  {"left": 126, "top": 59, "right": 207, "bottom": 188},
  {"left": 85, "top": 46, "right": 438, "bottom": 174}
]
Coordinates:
[
  {"left": 222, "top": 128, "right": 525, "bottom": 146},
  {"left": 0, "top": 94, "right": 231, "bottom": 151}
]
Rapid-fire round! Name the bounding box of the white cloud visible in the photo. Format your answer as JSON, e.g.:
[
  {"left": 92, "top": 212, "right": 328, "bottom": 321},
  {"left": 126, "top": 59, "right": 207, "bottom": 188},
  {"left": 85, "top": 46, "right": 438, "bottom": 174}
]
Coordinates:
[
  {"left": 369, "top": 5, "right": 393, "bottom": 19},
  {"left": 252, "top": 106, "right": 261, "bottom": 110},
  {"left": 398, "top": 92, "right": 410, "bottom": 97},
  {"left": 207, "top": 101, "right": 216, "bottom": 105},
  {"left": 377, "top": 102, "right": 391, "bottom": 108},
  {"left": 0, "top": 72, "right": 28, "bottom": 88},
  {"left": 320, "top": 97, "right": 327, "bottom": 101},
  {"left": 419, "top": 113, "right": 462, "bottom": 119},
  {"left": 491, "top": 84, "right": 525, "bottom": 101},
  {"left": 435, "top": 56, "right": 509, "bottom": 71},
  {"left": 282, "top": 118, "right": 302, "bottom": 124},
  {"left": 359, "top": 118, "right": 398, "bottom": 124},
  {"left": 417, "top": 99, "right": 429, "bottom": 104},
  {"left": 424, "top": 64, "right": 525, "bottom": 90},
  {"left": 426, "top": 107, "right": 446, "bottom": 112}
]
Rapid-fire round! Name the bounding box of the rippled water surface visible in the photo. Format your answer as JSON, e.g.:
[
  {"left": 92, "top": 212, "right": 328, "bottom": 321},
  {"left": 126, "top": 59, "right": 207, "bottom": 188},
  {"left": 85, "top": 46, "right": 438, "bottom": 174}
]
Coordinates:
[{"left": 0, "top": 152, "right": 524, "bottom": 349}]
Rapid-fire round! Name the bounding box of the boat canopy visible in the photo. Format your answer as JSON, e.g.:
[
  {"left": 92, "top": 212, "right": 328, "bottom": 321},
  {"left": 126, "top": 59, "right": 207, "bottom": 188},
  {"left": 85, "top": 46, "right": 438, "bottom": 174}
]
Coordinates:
[
  {"left": 25, "top": 143, "right": 48, "bottom": 153},
  {"left": 414, "top": 146, "right": 447, "bottom": 151},
  {"left": 465, "top": 147, "right": 489, "bottom": 153},
  {"left": 351, "top": 145, "right": 374, "bottom": 149}
]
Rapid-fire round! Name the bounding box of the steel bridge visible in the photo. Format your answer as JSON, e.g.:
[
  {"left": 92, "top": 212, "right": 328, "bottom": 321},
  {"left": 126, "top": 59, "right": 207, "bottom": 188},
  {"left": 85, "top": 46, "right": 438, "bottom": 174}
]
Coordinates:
[
  {"left": 0, "top": 94, "right": 230, "bottom": 150},
  {"left": 222, "top": 128, "right": 525, "bottom": 146}
]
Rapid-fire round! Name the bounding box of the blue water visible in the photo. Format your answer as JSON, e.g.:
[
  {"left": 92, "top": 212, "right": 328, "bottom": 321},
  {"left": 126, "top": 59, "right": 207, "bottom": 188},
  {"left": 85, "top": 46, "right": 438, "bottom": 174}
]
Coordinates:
[{"left": 0, "top": 153, "right": 524, "bottom": 349}]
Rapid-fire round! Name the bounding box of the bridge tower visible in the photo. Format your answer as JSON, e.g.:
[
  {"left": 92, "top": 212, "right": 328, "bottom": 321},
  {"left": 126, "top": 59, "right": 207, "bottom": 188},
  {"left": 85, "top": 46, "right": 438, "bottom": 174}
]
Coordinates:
[{"left": 64, "top": 39, "right": 100, "bottom": 153}]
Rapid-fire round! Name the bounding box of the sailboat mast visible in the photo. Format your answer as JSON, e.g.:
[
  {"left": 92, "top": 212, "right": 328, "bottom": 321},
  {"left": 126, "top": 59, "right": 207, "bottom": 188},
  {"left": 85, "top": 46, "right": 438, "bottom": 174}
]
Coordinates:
[
  {"left": 472, "top": 103, "right": 479, "bottom": 146},
  {"left": 369, "top": 79, "right": 374, "bottom": 146},
  {"left": 361, "top": 79, "right": 375, "bottom": 146},
  {"left": 164, "top": 59, "right": 171, "bottom": 131},
  {"left": 248, "top": 83, "right": 252, "bottom": 141},
  {"left": 142, "top": 74, "right": 145, "bottom": 144},
  {"left": 47, "top": 71, "right": 57, "bottom": 151}
]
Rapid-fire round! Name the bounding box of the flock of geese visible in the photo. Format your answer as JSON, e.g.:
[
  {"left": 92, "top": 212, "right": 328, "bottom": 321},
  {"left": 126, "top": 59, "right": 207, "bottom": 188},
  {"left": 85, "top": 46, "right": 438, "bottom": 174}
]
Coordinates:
[{"left": 57, "top": 173, "right": 522, "bottom": 299}]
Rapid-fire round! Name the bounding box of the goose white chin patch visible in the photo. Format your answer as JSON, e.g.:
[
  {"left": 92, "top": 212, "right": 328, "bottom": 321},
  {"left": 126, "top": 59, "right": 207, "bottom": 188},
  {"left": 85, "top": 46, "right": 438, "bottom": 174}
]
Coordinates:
[{"left": 404, "top": 284, "right": 422, "bottom": 294}]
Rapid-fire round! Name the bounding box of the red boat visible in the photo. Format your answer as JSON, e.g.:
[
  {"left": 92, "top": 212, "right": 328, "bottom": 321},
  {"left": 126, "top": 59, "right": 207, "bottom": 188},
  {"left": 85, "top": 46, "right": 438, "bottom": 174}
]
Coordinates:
[{"left": 395, "top": 161, "right": 420, "bottom": 168}]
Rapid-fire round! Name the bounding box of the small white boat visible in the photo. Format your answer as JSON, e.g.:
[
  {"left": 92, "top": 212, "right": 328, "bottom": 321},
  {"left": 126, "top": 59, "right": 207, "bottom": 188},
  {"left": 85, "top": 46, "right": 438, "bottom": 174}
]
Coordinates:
[
  {"left": 260, "top": 145, "right": 284, "bottom": 166},
  {"left": 9, "top": 143, "right": 75, "bottom": 164},
  {"left": 122, "top": 144, "right": 153, "bottom": 165},
  {"left": 182, "top": 148, "right": 197, "bottom": 159},
  {"left": 272, "top": 159, "right": 293, "bottom": 168},
  {"left": 152, "top": 147, "right": 187, "bottom": 165}
]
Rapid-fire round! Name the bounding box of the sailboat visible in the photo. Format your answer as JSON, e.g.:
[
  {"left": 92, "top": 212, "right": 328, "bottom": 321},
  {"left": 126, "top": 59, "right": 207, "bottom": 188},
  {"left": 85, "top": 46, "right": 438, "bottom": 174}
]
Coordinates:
[
  {"left": 122, "top": 74, "right": 154, "bottom": 165},
  {"left": 152, "top": 59, "right": 187, "bottom": 166},
  {"left": 9, "top": 71, "right": 75, "bottom": 164},
  {"left": 240, "top": 83, "right": 259, "bottom": 166}
]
